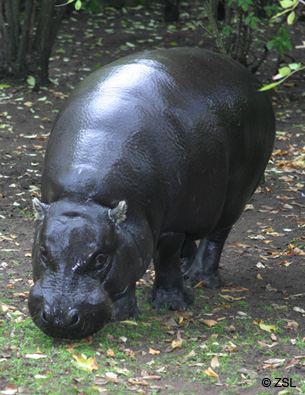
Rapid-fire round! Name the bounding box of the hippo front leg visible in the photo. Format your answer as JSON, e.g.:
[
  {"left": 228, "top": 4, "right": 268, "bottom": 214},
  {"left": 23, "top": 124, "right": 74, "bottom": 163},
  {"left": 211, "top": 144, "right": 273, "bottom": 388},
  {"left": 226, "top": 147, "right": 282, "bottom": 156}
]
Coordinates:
[
  {"left": 184, "top": 227, "right": 231, "bottom": 289},
  {"left": 112, "top": 285, "right": 140, "bottom": 322},
  {"left": 150, "top": 232, "right": 194, "bottom": 311}
]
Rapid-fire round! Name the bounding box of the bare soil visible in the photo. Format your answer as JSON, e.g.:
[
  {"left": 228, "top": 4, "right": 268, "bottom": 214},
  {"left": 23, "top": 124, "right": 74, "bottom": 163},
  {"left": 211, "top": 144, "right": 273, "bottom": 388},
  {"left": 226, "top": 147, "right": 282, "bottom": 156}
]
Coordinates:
[{"left": 0, "top": 3, "right": 305, "bottom": 394}]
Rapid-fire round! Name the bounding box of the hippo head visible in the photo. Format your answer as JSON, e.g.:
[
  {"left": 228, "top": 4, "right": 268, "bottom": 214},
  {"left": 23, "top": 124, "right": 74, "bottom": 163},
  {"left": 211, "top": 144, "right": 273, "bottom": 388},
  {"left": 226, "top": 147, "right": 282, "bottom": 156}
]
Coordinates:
[{"left": 28, "top": 198, "right": 141, "bottom": 339}]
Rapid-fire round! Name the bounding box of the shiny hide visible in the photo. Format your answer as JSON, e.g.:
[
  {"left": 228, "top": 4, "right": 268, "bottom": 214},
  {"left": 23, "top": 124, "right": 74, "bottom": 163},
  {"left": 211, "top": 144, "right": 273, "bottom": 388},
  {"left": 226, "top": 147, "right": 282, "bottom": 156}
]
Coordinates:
[{"left": 29, "top": 48, "right": 275, "bottom": 339}]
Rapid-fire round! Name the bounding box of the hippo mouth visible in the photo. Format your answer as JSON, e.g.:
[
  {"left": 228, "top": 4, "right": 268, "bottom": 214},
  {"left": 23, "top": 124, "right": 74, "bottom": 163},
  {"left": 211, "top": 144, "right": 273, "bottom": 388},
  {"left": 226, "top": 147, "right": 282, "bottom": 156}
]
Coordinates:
[
  {"left": 33, "top": 308, "right": 112, "bottom": 340},
  {"left": 28, "top": 285, "right": 113, "bottom": 339}
]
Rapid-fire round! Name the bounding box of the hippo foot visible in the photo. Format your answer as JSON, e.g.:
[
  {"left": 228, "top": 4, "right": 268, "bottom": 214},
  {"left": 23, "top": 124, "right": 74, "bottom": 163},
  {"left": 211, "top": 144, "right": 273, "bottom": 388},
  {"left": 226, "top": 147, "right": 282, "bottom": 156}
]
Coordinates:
[
  {"left": 112, "top": 291, "right": 140, "bottom": 322},
  {"left": 184, "top": 270, "right": 224, "bottom": 289},
  {"left": 149, "top": 286, "right": 194, "bottom": 311}
]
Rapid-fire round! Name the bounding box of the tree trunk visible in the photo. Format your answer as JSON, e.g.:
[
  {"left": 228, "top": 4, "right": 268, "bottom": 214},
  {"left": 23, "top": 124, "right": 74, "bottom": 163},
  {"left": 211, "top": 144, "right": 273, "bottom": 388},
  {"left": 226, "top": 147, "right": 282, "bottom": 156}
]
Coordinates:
[{"left": 0, "top": 0, "right": 67, "bottom": 86}]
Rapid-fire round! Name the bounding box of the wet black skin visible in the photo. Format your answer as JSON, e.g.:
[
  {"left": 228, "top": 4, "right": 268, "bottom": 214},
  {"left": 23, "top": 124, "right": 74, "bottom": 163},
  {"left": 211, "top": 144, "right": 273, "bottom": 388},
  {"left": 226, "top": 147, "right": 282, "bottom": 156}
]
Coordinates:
[{"left": 28, "top": 48, "right": 275, "bottom": 339}]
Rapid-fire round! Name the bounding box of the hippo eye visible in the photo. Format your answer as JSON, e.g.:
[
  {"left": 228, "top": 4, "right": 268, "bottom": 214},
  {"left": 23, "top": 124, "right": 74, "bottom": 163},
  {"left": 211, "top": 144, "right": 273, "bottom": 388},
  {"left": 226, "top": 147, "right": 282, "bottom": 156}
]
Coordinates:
[{"left": 90, "top": 253, "right": 110, "bottom": 273}]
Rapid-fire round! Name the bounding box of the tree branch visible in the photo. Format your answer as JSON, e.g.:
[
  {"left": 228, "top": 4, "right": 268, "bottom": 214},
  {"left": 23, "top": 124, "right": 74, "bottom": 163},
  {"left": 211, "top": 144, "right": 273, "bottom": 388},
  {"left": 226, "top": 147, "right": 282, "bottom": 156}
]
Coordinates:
[
  {"left": 16, "top": 0, "right": 36, "bottom": 71},
  {"left": 203, "top": 0, "right": 227, "bottom": 55}
]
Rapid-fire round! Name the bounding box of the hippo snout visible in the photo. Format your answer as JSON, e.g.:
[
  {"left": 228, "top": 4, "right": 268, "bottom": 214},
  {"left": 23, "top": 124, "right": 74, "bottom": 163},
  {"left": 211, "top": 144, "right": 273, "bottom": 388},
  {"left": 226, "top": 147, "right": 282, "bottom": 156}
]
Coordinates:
[
  {"left": 28, "top": 281, "right": 113, "bottom": 339},
  {"left": 40, "top": 305, "right": 80, "bottom": 329}
]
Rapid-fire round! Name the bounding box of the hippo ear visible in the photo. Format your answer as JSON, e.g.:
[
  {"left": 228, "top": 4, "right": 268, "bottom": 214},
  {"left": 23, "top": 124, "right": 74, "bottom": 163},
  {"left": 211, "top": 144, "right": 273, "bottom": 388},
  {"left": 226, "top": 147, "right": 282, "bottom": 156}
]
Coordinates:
[
  {"left": 33, "top": 198, "right": 49, "bottom": 220},
  {"left": 108, "top": 200, "right": 127, "bottom": 225}
]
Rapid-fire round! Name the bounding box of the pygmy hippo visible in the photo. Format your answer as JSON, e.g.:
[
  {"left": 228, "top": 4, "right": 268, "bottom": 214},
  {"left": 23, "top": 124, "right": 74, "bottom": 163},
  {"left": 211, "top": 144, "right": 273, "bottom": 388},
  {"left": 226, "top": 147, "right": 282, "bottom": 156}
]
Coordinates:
[{"left": 29, "top": 48, "right": 275, "bottom": 339}]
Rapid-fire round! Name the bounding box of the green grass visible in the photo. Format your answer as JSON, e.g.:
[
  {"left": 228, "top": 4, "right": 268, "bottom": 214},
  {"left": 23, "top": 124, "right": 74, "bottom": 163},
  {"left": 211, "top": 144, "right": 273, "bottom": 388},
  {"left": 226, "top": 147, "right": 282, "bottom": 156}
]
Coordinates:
[{"left": 1, "top": 285, "right": 305, "bottom": 394}]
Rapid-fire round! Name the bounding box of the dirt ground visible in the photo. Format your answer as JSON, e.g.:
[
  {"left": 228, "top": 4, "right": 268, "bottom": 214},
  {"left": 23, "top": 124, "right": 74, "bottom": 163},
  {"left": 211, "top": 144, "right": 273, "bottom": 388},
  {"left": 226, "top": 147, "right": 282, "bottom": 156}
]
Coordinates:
[{"left": 0, "top": 2, "right": 305, "bottom": 394}]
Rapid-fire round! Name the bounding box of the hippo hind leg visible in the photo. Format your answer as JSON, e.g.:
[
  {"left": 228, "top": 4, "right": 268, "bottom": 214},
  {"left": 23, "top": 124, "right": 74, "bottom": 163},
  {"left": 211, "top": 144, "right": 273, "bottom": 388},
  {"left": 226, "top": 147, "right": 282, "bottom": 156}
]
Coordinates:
[
  {"left": 150, "top": 232, "right": 194, "bottom": 311},
  {"left": 184, "top": 227, "right": 232, "bottom": 289},
  {"left": 180, "top": 237, "right": 198, "bottom": 273}
]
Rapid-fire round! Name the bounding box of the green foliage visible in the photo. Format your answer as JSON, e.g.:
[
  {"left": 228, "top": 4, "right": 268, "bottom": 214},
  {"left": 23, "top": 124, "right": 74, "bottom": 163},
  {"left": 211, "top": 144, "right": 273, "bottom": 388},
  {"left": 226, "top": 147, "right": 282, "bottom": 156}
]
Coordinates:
[
  {"left": 209, "top": 0, "right": 294, "bottom": 71},
  {"left": 68, "top": 0, "right": 149, "bottom": 12},
  {"left": 267, "top": 25, "right": 293, "bottom": 54},
  {"left": 228, "top": 0, "right": 254, "bottom": 12},
  {"left": 80, "top": 0, "right": 102, "bottom": 12},
  {"left": 272, "top": 0, "right": 299, "bottom": 24},
  {"left": 261, "top": 0, "right": 304, "bottom": 90},
  {"left": 260, "top": 63, "right": 304, "bottom": 91}
]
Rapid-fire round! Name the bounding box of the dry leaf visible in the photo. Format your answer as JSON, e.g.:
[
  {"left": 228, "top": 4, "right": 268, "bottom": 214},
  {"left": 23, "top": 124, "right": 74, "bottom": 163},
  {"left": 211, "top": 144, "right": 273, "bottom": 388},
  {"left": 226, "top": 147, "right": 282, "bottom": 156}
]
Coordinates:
[
  {"left": 194, "top": 280, "right": 205, "bottom": 288},
  {"left": 171, "top": 339, "right": 183, "bottom": 349},
  {"left": 293, "top": 306, "right": 305, "bottom": 314},
  {"left": 72, "top": 354, "right": 99, "bottom": 372},
  {"left": 211, "top": 356, "right": 220, "bottom": 368},
  {"left": 0, "top": 385, "right": 18, "bottom": 394},
  {"left": 105, "top": 372, "right": 119, "bottom": 383},
  {"left": 1, "top": 304, "right": 17, "bottom": 313},
  {"left": 199, "top": 319, "right": 218, "bottom": 328},
  {"left": 149, "top": 348, "right": 160, "bottom": 355},
  {"left": 257, "top": 274, "right": 263, "bottom": 280},
  {"left": 120, "top": 320, "right": 138, "bottom": 326},
  {"left": 235, "top": 286, "right": 249, "bottom": 291},
  {"left": 284, "top": 320, "right": 299, "bottom": 330},
  {"left": 220, "top": 294, "right": 245, "bottom": 302},
  {"left": 128, "top": 377, "right": 148, "bottom": 386},
  {"left": 25, "top": 353, "right": 47, "bottom": 359},
  {"left": 204, "top": 367, "right": 219, "bottom": 378},
  {"left": 235, "top": 243, "right": 249, "bottom": 248},
  {"left": 106, "top": 349, "right": 115, "bottom": 358},
  {"left": 258, "top": 322, "right": 277, "bottom": 332},
  {"left": 184, "top": 350, "right": 196, "bottom": 358},
  {"left": 263, "top": 358, "right": 285, "bottom": 368}
]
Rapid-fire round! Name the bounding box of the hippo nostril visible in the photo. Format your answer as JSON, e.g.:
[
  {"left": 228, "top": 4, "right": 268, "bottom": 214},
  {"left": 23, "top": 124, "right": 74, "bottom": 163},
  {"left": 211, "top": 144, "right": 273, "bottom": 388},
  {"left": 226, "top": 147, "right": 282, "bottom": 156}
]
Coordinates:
[
  {"left": 41, "top": 309, "right": 49, "bottom": 324},
  {"left": 40, "top": 306, "right": 80, "bottom": 328},
  {"left": 67, "top": 309, "right": 80, "bottom": 328}
]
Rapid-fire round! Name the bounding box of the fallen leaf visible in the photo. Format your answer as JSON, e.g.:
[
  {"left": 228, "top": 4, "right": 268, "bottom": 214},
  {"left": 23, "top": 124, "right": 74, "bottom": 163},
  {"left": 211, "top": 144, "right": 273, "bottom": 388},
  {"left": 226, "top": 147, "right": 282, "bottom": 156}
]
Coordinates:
[
  {"left": 0, "top": 385, "right": 18, "bottom": 394},
  {"left": 105, "top": 372, "right": 119, "bottom": 383},
  {"left": 222, "top": 341, "right": 237, "bottom": 353},
  {"left": 25, "top": 353, "right": 47, "bottom": 359},
  {"left": 72, "top": 354, "right": 99, "bottom": 372},
  {"left": 263, "top": 358, "right": 285, "bottom": 368},
  {"left": 171, "top": 339, "right": 183, "bottom": 349},
  {"left": 293, "top": 306, "right": 305, "bottom": 314},
  {"left": 184, "top": 350, "right": 196, "bottom": 358},
  {"left": 265, "top": 284, "right": 278, "bottom": 292},
  {"left": 106, "top": 349, "right": 115, "bottom": 358},
  {"left": 34, "top": 374, "right": 47, "bottom": 379},
  {"left": 120, "top": 320, "right": 138, "bottom": 326},
  {"left": 194, "top": 280, "right": 205, "bottom": 288},
  {"left": 204, "top": 367, "right": 219, "bottom": 378},
  {"left": 257, "top": 274, "right": 263, "bottom": 280},
  {"left": 199, "top": 319, "right": 218, "bottom": 328},
  {"left": 235, "top": 243, "right": 250, "bottom": 248},
  {"left": 284, "top": 320, "right": 298, "bottom": 330},
  {"left": 149, "top": 348, "right": 160, "bottom": 355},
  {"left": 220, "top": 294, "right": 245, "bottom": 302},
  {"left": 211, "top": 356, "right": 219, "bottom": 368},
  {"left": 258, "top": 322, "right": 277, "bottom": 332},
  {"left": 128, "top": 377, "right": 148, "bottom": 386},
  {"left": 235, "top": 286, "right": 249, "bottom": 291}
]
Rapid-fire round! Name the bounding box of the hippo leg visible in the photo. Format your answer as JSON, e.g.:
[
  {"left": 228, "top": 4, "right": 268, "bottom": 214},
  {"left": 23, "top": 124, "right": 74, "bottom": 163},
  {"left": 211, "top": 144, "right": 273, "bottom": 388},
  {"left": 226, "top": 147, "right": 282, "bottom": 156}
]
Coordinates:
[
  {"left": 180, "top": 238, "right": 198, "bottom": 274},
  {"left": 112, "top": 285, "right": 140, "bottom": 321},
  {"left": 184, "top": 227, "right": 231, "bottom": 289},
  {"left": 150, "top": 232, "right": 194, "bottom": 311}
]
